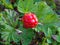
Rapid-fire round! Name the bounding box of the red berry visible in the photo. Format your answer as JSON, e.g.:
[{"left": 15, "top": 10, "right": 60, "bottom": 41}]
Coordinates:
[{"left": 22, "top": 13, "right": 38, "bottom": 28}]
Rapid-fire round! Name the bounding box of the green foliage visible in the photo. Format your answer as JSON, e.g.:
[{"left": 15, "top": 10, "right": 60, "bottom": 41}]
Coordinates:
[
  {"left": 17, "top": 0, "right": 35, "bottom": 13},
  {"left": 56, "top": 35, "right": 60, "bottom": 42},
  {"left": 19, "top": 25, "right": 34, "bottom": 45},
  {"left": 44, "top": 0, "right": 56, "bottom": 9},
  {"left": 17, "top": 0, "right": 59, "bottom": 24},
  {"left": 0, "top": 10, "right": 21, "bottom": 43},
  {"left": 1, "top": 24, "right": 20, "bottom": 42},
  {"left": 0, "top": 0, "right": 13, "bottom": 9},
  {"left": 0, "top": 0, "right": 60, "bottom": 45},
  {"left": 33, "top": 2, "right": 58, "bottom": 24}
]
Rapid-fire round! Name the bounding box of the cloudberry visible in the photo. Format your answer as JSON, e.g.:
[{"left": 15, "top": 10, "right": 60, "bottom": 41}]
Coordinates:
[{"left": 22, "top": 13, "right": 38, "bottom": 28}]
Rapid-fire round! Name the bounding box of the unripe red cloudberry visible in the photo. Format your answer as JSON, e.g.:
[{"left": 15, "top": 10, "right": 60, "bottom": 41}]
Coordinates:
[{"left": 22, "top": 13, "right": 38, "bottom": 28}]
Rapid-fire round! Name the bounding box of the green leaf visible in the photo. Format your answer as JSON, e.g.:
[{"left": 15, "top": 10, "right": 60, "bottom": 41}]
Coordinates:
[
  {"left": 0, "top": 0, "right": 13, "bottom": 9},
  {"left": 1, "top": 9, "right": 19, "bottom": 28},
  {"left": 45, "top": 0, "right": 56, "bottom": 9},
  {"left": 42, "top": 25, "right": 48, "bottom": 36},
  {"left": 0, "top": 10, "right": 20, "bottom": 42},
  {"left": 34, "top": 24, "right": 43, "bottom": 32},
  {"left": 42, "top": 24, "right": 53, "bottom": 37},
  {"left": 33, "top": 1, "right": 58, "bottom": 24},
  {"left": 48, "top": 28, "right": 52, "bottom": 37},
  {"left": 19, "top": 25, "right": 34, "bottom": 45},
  {"left": 17, "top": 0, "right": 36, "bottom": 13},
  {"left": 55, "top": 35, "right": 60, "bottom": 42},
  {"left": 47, "top": 38, "right": 52, "bottom": 43},
  {"left": 1, "top": 24, "right": 20, "bottom": 42}
]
